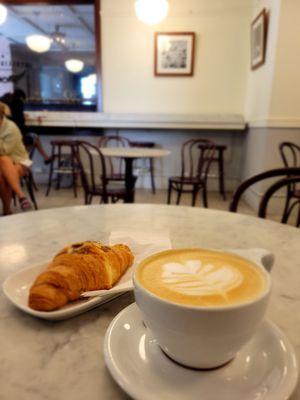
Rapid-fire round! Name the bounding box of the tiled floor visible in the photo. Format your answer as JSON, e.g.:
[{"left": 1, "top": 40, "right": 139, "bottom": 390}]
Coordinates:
[
  {"left": 17, "top": 184, "right": 257, "bottom": 215},
  {"left": 4, "top": 184, "right": 297, "bottom": 226}
]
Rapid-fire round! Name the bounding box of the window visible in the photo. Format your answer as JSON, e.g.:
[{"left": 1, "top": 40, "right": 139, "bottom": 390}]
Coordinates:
[{"left": 0, "top": 1, "right": 101, "bottom": 111}]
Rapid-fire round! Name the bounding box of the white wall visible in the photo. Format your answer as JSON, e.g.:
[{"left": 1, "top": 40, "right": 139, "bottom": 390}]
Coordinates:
[
  {"left": 244, "top": 0, "right": 281, "bottom": 122},
  {"left": 101, "top": 0, "right": 251, "bottom": 115},
  {"left": 270, "top": 0, "right": 300, "bottom": 122},
  {"left": 242, "top": 0, "right": 300, "bottom": 214}
]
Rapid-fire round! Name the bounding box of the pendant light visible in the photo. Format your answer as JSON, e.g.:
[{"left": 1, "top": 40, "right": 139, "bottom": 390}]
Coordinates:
[
  {"left": 134, "top": 0, "right": 169, "bottom": 25},
  {"left": 0, "top": 4, "right": 8, "bottom": 25},
  {"left": 26, "top": 34, "right": 52, "bottom": 53},
  {"left": 65, "top": 59, "right": 84, "bottom": 73}
]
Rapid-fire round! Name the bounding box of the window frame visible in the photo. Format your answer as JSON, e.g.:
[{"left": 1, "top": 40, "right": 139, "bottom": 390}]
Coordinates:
[{"left": 1, "top": 0, "right": 102, "bottom": 111}]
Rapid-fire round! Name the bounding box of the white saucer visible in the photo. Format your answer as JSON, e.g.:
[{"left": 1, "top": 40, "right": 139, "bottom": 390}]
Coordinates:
[{"left": 104, "top": 303, "right": 298, "bottom": 400}]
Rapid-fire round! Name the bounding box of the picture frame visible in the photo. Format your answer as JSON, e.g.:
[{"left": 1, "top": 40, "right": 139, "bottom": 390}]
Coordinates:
[
  {"left": 154, "top": 32, "right": 195, "bottom": 77},
  {"left": 251, "top": 9, "right": 268, "bottom": 70}
]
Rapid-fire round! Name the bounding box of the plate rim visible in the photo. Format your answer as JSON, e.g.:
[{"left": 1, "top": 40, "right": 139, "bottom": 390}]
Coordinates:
[{"left": 104, "top": 303, "right": 299, "bottom": 400}]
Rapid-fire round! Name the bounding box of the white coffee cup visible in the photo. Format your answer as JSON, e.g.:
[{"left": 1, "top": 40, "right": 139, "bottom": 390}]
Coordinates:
[{"left": 133, "top": 248, "right": 273, "bottom": 369}]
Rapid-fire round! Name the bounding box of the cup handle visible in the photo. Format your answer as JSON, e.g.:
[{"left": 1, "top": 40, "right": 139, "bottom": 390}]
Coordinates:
[{"left": 227, "top": 248, "right": 274, "bottom": 273}]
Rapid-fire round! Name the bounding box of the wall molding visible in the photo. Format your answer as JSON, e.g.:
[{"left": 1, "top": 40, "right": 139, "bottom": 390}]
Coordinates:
[
  {"left": 248, "top": 118, "right": 300, "bottom": 129},
  {"left": 27, "top": 112, "right": 246, "bottom": 130}
]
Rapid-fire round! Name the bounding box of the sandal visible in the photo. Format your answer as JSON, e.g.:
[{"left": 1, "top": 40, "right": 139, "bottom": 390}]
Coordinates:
[
  {"left": 44, "top": 155, "right": 54, "bottom": 165},
  {"left": 19, "top": 197, "right": 32, "bottom": 212}
]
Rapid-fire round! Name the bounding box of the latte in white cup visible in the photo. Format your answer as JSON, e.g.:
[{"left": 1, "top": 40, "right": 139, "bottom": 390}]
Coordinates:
[
  {"left": 136, "top": 248, "right": 267, "bottom": 308},
  {"left": 134, "top": 248, "right": 273, "bottom": 369}
]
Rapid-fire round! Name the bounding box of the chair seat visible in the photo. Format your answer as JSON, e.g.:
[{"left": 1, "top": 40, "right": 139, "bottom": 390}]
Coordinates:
[
  {"left": 169, "top": 176, "right": 204, "bottom": 185},
  {"left": 106, "top": 173, "right": 126, "bottom": 181},
  {"left": 92, "top": 185, "right": 126, "bottom": 197}
]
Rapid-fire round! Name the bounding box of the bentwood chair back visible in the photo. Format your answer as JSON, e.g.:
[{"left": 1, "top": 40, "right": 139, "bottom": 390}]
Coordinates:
[
  {"left": 98, "top": 135, "right": 131, "bottom": 180},
  {"left": 167, "top": 139, "right": 216, "bottom": 207},
  {"left": 230, "top": 167, "right": 300, "bottom": 227},
  {"left": 279, "top": 142, "right": 300, "bottom": 223},
  {"left": 76, "top": 141, "right": 126, "bottom": 204},
  {"left": 279, "top": 142, "right": 300, "bottom": 168}
]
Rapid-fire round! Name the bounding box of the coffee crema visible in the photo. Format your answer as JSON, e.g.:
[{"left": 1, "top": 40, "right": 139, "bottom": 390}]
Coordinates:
[{"left": 136, "top": 249, "right": 268, "bottom": 307}]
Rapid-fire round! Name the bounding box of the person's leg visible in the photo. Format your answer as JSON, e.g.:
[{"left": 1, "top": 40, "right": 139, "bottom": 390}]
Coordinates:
[
  {"left": 0, "top": 156, "right": 26, "bottom": 199},
  {"left": 0, "top": 171, "right": 13, "bottom": 215},
  {"left": 34, "top": 135, "right": 52, "bottom": 162}
]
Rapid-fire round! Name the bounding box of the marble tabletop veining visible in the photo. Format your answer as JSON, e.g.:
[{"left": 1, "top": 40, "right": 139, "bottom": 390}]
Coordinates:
[{"left": 0, "top": 204, "right": 299, "bottom": 400}]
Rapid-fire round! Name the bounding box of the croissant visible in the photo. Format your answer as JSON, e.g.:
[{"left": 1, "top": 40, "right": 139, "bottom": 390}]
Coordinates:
[{"left": 28, "top": 241, "right": 134, "bottom": 311}]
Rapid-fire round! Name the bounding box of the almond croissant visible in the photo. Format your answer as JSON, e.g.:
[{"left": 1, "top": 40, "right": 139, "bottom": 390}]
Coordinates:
[{"left": 28, "top": 241, "right": 134, "bottom": 311}]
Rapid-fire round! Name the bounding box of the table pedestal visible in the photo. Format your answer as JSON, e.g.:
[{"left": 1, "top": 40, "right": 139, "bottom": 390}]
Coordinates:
[{"left": 124, "top": 158, "right": 136, "bottom": 203}]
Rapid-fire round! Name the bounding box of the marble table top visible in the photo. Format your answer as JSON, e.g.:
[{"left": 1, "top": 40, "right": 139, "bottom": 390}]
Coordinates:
[
  {"left": 0, "top": 204, "right": 299, "bottom": 400},
  {"left": 100, "top": 147, "right": 171, "bottom": 159}
]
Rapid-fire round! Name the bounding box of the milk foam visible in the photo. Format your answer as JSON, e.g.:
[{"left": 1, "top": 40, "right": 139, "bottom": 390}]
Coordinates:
[{"left": 161, "top": 259, "right": 243, "bottom": 296}]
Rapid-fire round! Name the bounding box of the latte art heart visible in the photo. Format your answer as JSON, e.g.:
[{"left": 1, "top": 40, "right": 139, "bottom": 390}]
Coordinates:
[{"left": 161, "top": 260, "right": 243, "bottom": 296}]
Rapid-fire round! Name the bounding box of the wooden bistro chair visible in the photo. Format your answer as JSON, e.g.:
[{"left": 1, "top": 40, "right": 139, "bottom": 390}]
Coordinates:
[
  {"left": 130, "top": 141, "right": 157, "bottom": 194},
  {"left": 98, "top": 135, "right": 131, "bottom": 183},
  {"left": 279, "top": 142, "right": 300, "bottom": 224},
  {"left": 167, "top": 139, "right": 216, "bottom": 207},
  {"left": 46, "top": 140, "right": 80, "bottom": 198},
  {"left": 198, "top": 143, "right": 227, "bottom": 200},
  {"left": 76, "top": 141, "right": 127, "bottom": 204},
  {"left": 230, "top": 167, "right": 300, "bottom": 227}
]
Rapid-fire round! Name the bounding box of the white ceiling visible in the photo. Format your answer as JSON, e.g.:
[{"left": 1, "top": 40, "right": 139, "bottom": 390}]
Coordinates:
[{"left": 1, "top": 5, "right": 95, "bottom": 52}]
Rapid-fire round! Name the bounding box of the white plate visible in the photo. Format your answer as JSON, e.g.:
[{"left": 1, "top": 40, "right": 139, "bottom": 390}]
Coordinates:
[
  {"left": 104, "top": 303, "right": 298, "bottom": 400},
  {"left": 2, "top": 262, "right": 134, "bottom": 321}
]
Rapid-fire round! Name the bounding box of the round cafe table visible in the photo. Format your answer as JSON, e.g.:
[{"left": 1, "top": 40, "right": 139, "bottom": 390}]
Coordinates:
[
  {"left": 99, "top": 147, "right": 171, "bottom": 203},
  {"left": 0, "top": 204, "right": 299, "bottom": 400}
]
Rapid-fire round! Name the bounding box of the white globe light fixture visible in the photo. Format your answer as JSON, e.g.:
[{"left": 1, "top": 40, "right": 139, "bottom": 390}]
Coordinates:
[
  {"left": 65, "top": 59, "right": 84, "bottom": 73},
  {"left": 135, "top": 0, "right": 169, "bottom": 25},
  {"left": 26, "top": 34, "right": 52, "bottom": 53},
  {"left": 0, "top": 4, "right": 8, "bottom": 25}
]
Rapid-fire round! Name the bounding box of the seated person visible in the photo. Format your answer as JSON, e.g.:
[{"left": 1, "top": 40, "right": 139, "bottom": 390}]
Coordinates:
[
  {"left": 0, "top": 103, "right": 32, "bottom": 215},
  {"left": 9, "top": 89, "right": 53, "bottom": 164}
]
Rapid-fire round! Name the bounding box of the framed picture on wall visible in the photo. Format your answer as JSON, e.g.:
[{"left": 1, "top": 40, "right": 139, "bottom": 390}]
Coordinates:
[
  {"left": 251, "top": 9, "right": 268, "bottom": 70},
  {"left": 154, "top": 32, "right": 195, "bottom": 76}
]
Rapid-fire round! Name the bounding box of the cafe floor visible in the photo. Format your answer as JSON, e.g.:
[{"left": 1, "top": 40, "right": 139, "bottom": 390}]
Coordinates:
[{"left": 13, "top": 184, "right": 291, "bottom": 225}]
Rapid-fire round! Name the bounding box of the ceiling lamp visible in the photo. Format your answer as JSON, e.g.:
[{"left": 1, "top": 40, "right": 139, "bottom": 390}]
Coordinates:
[
  {"left": 65, "top": 59, "right": 84, "bottom": 73},
  {"left": 0, "top": 4, "right": 8, "bottom": 25},
  {"left": 26, "top": 34, "right": 52, "bottom": 53},
  {"left": 134, "top": 0, "right": 169, "bottom": 25}
]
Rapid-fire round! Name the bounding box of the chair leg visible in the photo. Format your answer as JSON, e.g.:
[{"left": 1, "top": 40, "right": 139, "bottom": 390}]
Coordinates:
[
  {"left": 25, "top": 175, "right": 38, "bottom": 210},
  {"left": 192, "top": 186, "right": 198, "bottom": 207},
  {"left": 149, "top": 158, "right": 156, "bottom": 194},
  {"left": 56, "top": 147, "right": 62, "bottom": 190},
  {"left": 31, "top": 174, "right": 38, "bottom": 191},
  {"left": 71, "top": 149, "right": 78, "bottom": 198},
  {"left": 167, "top": 181, "right": 172, "bottom": 204},
  {"left": 176, "top": 186, "right": 182, "bottom": 205},
  {"left": 281, "top": 194, "right": 291, "bottom": 223},
  {"left": 202, "top": 185, "right": 208, "bottom": 208},
  {"left": 218, "top": 149, "right": 226, "bottom": 200},
  {"left": 46, "top": 158, "right": 55, "bottom": 196},
  {"left": 72, "top": 171, "right": 78, "bottom": 198},
  {"left": 296, "top": 203, "right": 300, "bottom": 228}
]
